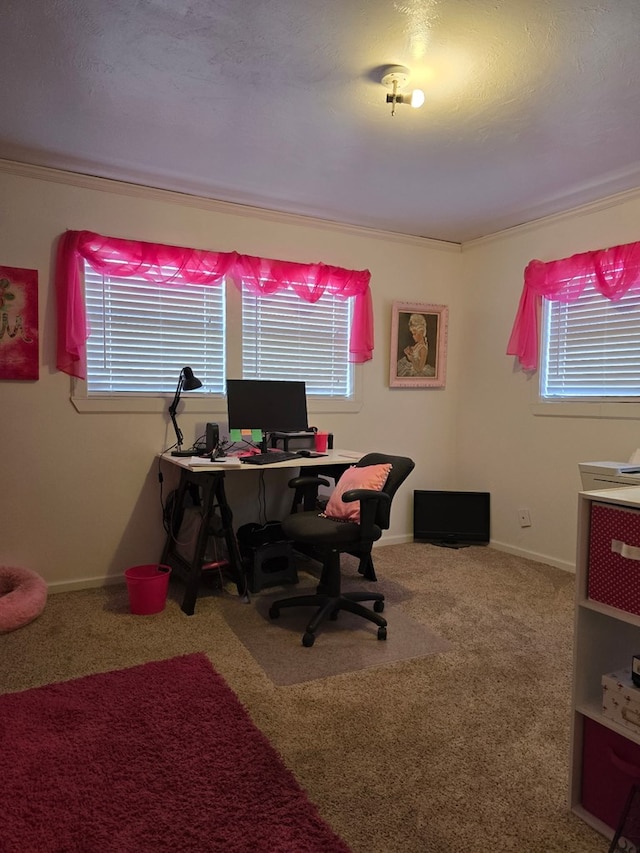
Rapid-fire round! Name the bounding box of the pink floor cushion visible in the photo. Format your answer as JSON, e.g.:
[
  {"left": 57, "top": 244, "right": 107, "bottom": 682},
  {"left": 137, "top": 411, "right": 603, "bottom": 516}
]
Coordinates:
[{"left": 0, "top": 566, "right": 48, "bottom": 633}]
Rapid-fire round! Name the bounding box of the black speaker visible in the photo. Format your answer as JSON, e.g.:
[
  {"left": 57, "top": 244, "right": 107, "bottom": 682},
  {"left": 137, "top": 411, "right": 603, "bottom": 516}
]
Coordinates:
[{"left": 205, "top": 422, "right": 219, "bottom": 455}]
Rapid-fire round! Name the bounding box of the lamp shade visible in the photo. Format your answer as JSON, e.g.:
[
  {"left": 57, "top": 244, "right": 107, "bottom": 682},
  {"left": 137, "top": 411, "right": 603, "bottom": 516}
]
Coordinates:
[{"left": 181, "top": 366, "right": 202, "bottom": 391}]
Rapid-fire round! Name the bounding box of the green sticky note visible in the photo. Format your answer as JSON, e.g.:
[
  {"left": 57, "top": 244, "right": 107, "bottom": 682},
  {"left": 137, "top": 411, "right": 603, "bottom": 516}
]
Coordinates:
[
  {"left": 229, "top": 428, "right": 242, "bottom": 442},
  {"left": 251, "top": 429, "right": 263, "bottom": 442}
]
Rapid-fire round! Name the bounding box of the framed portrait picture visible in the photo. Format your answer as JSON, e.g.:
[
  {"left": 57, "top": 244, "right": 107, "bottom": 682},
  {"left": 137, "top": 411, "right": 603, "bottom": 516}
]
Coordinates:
[{"left": 390, "top": 302, "right": 448, "bottom": 388}]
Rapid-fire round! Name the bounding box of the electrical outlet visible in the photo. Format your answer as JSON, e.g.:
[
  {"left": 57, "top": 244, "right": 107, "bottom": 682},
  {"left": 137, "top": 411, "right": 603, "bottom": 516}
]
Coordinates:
[{"left": 518, "top": 508, "right": 532, "bottom": 528}]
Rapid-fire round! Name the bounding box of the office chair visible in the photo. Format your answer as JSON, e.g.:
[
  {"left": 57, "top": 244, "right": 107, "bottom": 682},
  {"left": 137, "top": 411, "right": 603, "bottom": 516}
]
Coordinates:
[{"left": 269, "top": 453, "right": 415, "bottom": 646}]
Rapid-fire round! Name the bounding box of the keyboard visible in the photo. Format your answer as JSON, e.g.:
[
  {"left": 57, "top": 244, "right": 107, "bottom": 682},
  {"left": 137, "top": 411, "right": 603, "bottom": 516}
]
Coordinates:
[{"left": 241, "top": 450, "right": 301, "bottom": 466}]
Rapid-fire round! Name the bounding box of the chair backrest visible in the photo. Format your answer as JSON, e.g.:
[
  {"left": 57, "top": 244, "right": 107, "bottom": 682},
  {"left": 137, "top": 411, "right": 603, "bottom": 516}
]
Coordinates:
[{"left": 355, "top": 453, "right": 415, "bottom": 530}]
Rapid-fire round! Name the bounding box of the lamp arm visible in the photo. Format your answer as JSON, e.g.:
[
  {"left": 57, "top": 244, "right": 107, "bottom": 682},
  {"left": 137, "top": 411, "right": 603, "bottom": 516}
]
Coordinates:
[{"left": 168, "top": 376, "right": 184, "bottom": 448}]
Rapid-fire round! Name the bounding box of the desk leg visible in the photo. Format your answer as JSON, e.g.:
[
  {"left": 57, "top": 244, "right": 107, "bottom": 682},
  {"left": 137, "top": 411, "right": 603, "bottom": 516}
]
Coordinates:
[
  {"left": 180, "top": 477, "right": 215, "bottom": 616},
  {"left": 212, "top": 474, "right": 247, "bottom": 601},
  {"left": 161, "top": 469, "right": 248, "bottom": 616}
]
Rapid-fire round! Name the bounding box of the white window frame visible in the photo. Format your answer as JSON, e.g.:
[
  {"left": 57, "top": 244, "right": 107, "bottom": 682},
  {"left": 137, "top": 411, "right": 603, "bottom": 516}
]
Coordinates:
[
  {"left": 533, "top": 280, "right": 640, "bottom": 420},
  {"left": 72, "top": 270, "right": 362, "bottom": 414}
]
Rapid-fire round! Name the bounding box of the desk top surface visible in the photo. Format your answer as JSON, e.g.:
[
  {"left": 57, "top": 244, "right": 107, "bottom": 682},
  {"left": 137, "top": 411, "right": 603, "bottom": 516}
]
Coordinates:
[{"left": 159, "top": 448, "right": 364, "bottom": 473}]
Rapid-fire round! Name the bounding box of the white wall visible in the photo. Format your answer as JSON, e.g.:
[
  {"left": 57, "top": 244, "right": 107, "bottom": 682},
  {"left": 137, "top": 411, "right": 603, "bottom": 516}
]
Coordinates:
[
  {"left": 457, "top": 189, "right": 640, "bottom": 570},
  {"left": 5, "top": 163, "right": 639, "bottom": 587},
  {"left": 0, "top": 164, "right": 461, "bottom": 589}
]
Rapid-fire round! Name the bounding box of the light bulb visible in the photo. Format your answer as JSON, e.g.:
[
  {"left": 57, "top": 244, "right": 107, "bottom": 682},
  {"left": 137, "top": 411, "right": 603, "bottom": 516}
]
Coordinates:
[{"left": 410, "top": 89, "right": 425, "bottom": 109}]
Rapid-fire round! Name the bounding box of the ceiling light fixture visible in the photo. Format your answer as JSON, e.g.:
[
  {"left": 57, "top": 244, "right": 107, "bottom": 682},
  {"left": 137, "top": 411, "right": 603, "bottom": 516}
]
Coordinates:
[{"left": 381, "top": 65, "right": 425, "bottom": 116}]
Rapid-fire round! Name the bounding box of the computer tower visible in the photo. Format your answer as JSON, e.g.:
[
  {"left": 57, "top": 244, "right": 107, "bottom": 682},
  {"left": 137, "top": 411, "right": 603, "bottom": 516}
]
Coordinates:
[{"left": 205, "top": 422, "right": 219, "bottom": 455}]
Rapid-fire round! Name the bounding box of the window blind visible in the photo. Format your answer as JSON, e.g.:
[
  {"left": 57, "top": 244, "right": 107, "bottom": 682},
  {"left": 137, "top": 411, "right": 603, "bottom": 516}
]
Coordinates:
[
  {"left": 241, "top": 286, "right": 353, "bottom": 397},
  {"left": 541, "top": 280, "right": 640, "bottom": 398},
  {"left": 84, "top": 265, "right": 225, "bottom": 394}
]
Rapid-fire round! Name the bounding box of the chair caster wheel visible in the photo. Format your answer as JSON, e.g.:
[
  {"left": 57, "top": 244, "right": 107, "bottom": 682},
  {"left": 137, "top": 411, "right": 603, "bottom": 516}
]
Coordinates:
[
  {"left": 373, "top": 600, "right": 384, "bottom": 613},
  {"left": 269, "top": 605, "right": 280, "bottom": 619},
  {"left": 377, "top": 626, "right": 387, "bottom": 641},
  {"left": 302, "top": 632, "right": 315, "bottom": 647}
]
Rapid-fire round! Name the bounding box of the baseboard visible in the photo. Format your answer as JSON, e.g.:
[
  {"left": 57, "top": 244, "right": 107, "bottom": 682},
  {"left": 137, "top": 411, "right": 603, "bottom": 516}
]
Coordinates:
[
  {"left": 48, "top": 575, "right": 125, "bottom": 594},
  {"left": 375, "top": 533, "right": 414, "bottom": 547},
  {"left": 489, "top": 539, "right": 576, "bottom": 574},
  {"left": 378, "top": 532, "right": 576, "bottom": 574}
]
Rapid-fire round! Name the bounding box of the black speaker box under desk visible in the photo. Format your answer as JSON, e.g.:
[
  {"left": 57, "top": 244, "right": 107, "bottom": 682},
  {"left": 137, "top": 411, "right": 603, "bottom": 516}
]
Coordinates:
[{"left": 246, "top": 541, "right": 298, "bottom": 593}]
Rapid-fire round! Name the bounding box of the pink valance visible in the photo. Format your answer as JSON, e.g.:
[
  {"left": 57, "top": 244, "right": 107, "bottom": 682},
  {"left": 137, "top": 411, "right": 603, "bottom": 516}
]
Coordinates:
[
  {"left": 506, "top": 239, "right": 640, "bottom": 370},
  {"left": 56, "top": 230, "right": 374, "bottom": 379}
]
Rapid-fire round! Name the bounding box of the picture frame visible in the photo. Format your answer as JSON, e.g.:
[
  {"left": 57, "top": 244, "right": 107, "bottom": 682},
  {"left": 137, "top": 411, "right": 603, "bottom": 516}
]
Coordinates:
[
  {"left": 0, "top": 265, "right": 39, "bottom": 381},
  {"left": 389, "top": 301, "right": 448, "bottom": 388}
]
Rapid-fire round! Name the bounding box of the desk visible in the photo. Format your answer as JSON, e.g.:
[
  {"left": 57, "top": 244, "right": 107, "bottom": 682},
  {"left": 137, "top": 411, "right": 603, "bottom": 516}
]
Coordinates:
[{"left": 158, "top": 450, "right": 363, "bottom": 615}]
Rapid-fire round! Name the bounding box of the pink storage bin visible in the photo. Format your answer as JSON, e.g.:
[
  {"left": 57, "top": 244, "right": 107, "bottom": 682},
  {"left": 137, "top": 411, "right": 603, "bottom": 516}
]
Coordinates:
[
  {"left": 582, "top": 717, "right": 640, "bottom": 829},
  {"left": 588, "top": 503, "right": 640, "bottom": 615}
]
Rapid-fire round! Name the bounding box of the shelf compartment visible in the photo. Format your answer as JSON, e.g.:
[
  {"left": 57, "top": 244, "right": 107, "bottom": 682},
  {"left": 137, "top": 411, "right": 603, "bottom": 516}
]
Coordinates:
[
  {"left": 573, "top": 607, "right": 640, "bottom": 711},
  {"left": 582, "top": 716, "right": 640, "bottom": 831}
]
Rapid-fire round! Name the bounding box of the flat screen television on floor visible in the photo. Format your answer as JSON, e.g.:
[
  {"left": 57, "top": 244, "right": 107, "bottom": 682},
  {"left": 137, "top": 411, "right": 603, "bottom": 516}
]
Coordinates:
[{"left": 413, "top": 490, "right": 491, "bottom": 549}]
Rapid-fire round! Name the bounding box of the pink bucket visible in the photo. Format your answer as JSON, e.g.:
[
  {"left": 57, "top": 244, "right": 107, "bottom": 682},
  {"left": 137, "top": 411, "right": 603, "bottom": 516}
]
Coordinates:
[{"left": 124, "top": 564, "right": 171, "bottom": 615}]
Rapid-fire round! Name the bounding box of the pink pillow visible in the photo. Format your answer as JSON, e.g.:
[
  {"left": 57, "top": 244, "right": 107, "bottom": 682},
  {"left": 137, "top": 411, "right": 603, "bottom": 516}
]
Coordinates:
[{"left": 322, "top": 463, "right": 392, "bottom": 523}]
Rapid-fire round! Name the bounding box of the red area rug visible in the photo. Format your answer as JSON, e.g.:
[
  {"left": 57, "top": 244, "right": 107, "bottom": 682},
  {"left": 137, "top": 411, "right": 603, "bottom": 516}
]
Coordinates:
[{"left": 0, "top": 653, "right": 351, "bottom": 853}]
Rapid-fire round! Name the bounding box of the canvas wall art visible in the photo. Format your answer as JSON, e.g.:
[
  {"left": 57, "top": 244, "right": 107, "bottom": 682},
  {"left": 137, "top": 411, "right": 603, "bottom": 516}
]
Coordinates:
[{"left": 0, "top": 265, "right": 39, "bottom": 380}]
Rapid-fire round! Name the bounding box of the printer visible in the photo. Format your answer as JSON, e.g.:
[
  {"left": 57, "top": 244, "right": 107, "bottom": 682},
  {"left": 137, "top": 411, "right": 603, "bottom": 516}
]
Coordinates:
[{"left": 579, "top": 461, "right": 640, "bottom": 491}]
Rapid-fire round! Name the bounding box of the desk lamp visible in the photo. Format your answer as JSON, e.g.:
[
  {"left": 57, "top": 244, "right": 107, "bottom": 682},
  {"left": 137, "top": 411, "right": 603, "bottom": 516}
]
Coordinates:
[{"left": 169, "top": 366, "right": 202, "bottom": 457}]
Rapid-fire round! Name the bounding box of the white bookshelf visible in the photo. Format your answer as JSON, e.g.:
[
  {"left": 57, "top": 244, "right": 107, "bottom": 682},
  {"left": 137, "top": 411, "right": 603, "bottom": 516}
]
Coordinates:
[{"left": 570, "top": 486, "right": 640, "bottom": 838}]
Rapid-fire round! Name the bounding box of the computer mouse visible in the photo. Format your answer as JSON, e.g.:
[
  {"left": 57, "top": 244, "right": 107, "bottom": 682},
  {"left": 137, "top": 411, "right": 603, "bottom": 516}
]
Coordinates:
[{"left": 297, "top": 450, "right": 313, "bottom": 457}]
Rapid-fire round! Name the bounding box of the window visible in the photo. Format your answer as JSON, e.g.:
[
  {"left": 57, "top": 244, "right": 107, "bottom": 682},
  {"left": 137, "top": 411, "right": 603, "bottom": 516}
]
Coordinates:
[
  {"left": 84, "top": 264, "right": 353, "bottom": 398},
  {"left": 541, "top": 279, "right": 640, "bottom": 399},
  {"left": 85, "top": 265, "right": 226, "bottom": 394},
  {"left": 241, "top": 286, "right": 352, "bottom": 396}
]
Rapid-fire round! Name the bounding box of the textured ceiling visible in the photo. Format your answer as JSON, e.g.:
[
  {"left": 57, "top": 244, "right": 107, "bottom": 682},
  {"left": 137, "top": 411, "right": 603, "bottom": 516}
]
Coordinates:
[{"left": 1, "top": 0, "right": 640, "bottom": 242}]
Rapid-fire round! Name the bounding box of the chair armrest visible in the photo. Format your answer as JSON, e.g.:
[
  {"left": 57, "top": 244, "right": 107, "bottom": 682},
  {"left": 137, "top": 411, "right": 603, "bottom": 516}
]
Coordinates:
[
  {"left": 341, "top": 488, "right": 390, "bottom": 504},
  {"left": 342, "top": 489, "right": 390, "bottom": 537},
  {"left": 287, "top": 475, "right": 331, "bottom": 490},
  {"left": 288, "top": 475, "right": 331, "bottom": 513}
]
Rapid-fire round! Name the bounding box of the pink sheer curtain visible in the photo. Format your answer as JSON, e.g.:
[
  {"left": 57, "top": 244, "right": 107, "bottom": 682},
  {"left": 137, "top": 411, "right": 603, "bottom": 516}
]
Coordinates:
[
  {"left": 56, "top": 230, "right": 373, "bottom": 379},
  {"left": 506, "top": 240, "right": 640, "bottom": 370},
  {"left": 231, "top": 254, "right": 373, "bottom": 364}
]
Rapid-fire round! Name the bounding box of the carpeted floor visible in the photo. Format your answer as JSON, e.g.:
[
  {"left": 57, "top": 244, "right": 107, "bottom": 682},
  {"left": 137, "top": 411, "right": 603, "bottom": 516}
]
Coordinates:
[
  {"left": 0, "top": 653, "right": 350, "bottom": 853},
  {"left": 0, "top": 543, "right": 606, "bottom": 853}
]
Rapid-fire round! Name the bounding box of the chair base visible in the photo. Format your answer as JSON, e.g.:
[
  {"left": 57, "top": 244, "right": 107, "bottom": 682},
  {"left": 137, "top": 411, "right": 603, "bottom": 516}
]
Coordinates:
[{"left": 269, "top": 589, "right": 387, "bottom": 647}]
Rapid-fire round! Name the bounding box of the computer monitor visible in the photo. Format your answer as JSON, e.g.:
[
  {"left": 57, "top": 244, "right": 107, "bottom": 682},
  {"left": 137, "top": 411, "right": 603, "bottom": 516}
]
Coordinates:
[{"left": 226, "top": 379, "right": 309, "bottom": 449}]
